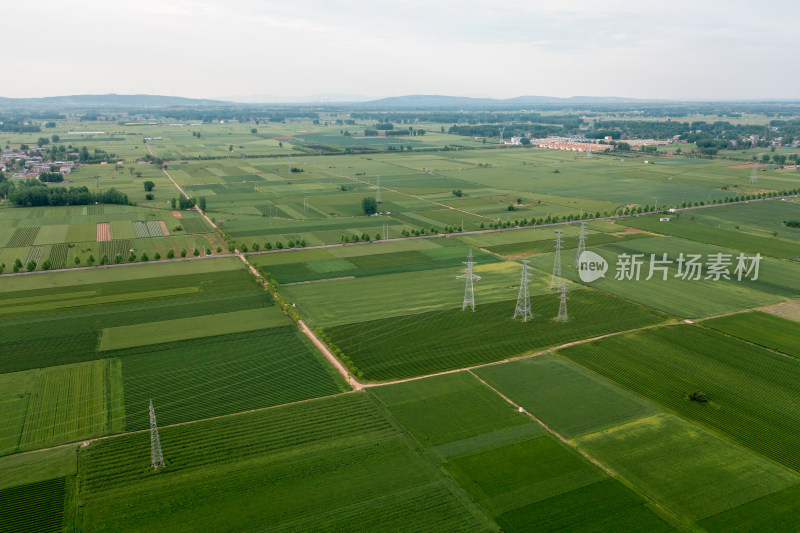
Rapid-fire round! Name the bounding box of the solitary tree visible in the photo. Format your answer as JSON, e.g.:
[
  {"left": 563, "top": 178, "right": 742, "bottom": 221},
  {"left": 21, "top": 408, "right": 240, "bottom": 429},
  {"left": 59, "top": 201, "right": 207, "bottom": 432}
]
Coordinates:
[
  {"left": 198, "top": 197, "right": 207, "bottom": 211},
  {"left": 143, "top": 181, "right": 155, "bottom": 192},
  {"left": 361, "top": 197, "right": 378, "bottom": 215}
]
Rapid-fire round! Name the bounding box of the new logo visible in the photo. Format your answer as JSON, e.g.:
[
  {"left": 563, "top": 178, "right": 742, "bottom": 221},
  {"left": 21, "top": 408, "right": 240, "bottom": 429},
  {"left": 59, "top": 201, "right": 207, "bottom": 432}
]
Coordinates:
[{"left": 577, "top": 251, "right": 608, "bottom": 282}]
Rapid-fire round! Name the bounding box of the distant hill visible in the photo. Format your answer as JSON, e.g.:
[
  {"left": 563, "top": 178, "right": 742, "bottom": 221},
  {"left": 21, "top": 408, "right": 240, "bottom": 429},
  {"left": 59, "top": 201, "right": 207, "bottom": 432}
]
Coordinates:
[
  {"left": 360, "top": 94, "right": 647, "bottom": 108},
  {"left": 0, "top": 94, "right": 236, "bottom": 109}
]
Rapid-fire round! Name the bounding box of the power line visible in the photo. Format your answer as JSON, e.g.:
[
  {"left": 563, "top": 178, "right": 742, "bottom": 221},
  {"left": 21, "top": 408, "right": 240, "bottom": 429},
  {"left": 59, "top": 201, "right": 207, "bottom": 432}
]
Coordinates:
[
  {"left": 150, "top": 399, "right": 165, "bottom": 470},
  {"left": 556, "top": 283, "right": 569, "bottom": 322},
  {"left": 550, "top": 230, "right": 563, "bottom": 290},
  {"left": 457, "top": 249, "right": 481, "bottom": 312},
  {"left": 513, "top": 260, "right": 533, "bottom": 322},
  {"left": 574, "top": 222, "right": 586, "bottom": 268}
]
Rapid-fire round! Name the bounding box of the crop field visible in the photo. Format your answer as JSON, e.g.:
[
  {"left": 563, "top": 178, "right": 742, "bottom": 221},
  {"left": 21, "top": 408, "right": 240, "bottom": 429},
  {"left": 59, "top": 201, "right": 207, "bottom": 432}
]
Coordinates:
[
  {"left": 0, "top": 259, "right": 347, "bottom": 453},
  {"left": 370, "top": 372, "right": 538, "bottom": 450},
  {"left": 475, "top": 355, "right": 659, "bottom": 438},
  {"left": 119, "top": 326, "right": 347, "bottom": 431},
  {"left": 558, "top": 325, "right": 800, "bottom": 473},
  {"left": 0, "top": 477, "right": 67, "bottom": 533},
  {"left": 702, "top": 311, "right": 800, "bottom": 358},
  {"left": 370, "top": 373, "right": 673, "bottom": 531},
  {"left": 576, "top": 413, "right": 800, "bottom": 523},
  {"left": 75, "top": 393, "right": 494, "bottom": 531},
  {"left": 283, "top": 258, "right": 532, "bottom": 327},
  {"left": 3, "top": 113, "right": 800, "bottom": 530},
  {"left": 619, "top": 210, "right": 800, "bottom": 259},
  {"left": 326, "top": 289, "right": 668, "bottom": 381},
  {"left": 445, "top": 434, "right": 672, "bottom": 532},
  {"left": 668, "top": 198, "right": 800, "bottom": 239},
  {"left": 250, "top": 238, "right": 501, "bottom": 284},
  {"left": 475, "top": 352, "right": 800, "bottom": 528},
  {"left": 528, "top": 234, "right": 800, "bottom": 318},
  {"left": 0, "top": 203, "right": 225, "bottom": 270}
]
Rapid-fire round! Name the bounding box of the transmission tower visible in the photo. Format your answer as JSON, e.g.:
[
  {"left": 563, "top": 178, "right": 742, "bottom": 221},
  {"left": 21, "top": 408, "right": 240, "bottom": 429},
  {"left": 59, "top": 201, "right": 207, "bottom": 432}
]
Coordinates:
[
  {"left": 287, "top": 153, "right": 291, "bottom": 175},
  {"left": 383, "top": 223, "right": 389, "bottom": 240},
  {"left": 304, "top": 197, "right": 309, "bottom": 211},
  {"left": 457, "top": 249, "right": 481, "bottom": 311},
  {"left": 555, "top": 283, "right": 569, "bottom": 322},
  {"left": 376, "top": 175, "right": 381, "bottom": 203},
  {"left": 750, "top": 163, "right": 758, "bottom": 184},
  {"left": 550, "top": 230, "right": 563, "bottom": 290},
  {"left": 499, "top": 126, "right": 505, "bottom": 144},
  {"left": 574, "top": 222, "right": 586, "bottom": 268},
  {"left": 149, "top": 399, "right": 165, "bottom": 470},
  {"left": 513, "top": 260, "right": 533, "bottom": 321},
  {"left": 587, "top": 148, "right": 592, "bottom": 159}
]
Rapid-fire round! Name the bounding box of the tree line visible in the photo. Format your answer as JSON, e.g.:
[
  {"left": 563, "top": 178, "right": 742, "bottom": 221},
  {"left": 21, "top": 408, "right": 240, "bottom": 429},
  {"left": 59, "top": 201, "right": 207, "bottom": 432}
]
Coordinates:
[{"left": 6, "top": 179, "right": 129, "bottom": 207}]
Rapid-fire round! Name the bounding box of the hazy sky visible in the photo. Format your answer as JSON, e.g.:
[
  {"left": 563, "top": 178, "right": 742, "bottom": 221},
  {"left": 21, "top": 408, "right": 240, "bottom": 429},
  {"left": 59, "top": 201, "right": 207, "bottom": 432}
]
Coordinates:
[{"left": 5, "top": 0, "right": 797, "bottom": 101}]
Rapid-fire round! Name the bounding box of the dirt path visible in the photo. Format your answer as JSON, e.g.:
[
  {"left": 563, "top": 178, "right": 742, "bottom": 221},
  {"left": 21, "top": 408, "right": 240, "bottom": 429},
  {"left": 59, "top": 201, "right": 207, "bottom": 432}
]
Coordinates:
[
  {"left": 147, "top": 142, "right": 219, "bottom": 231},
  {"left": 233, "top": 251, "right": 363, "bottom": 390},
  {"left": 361, "top": 320, "right": 681, "bottom": 389},
  {"left": 467, "top": 370, "right": 689, "bottom": 529}
]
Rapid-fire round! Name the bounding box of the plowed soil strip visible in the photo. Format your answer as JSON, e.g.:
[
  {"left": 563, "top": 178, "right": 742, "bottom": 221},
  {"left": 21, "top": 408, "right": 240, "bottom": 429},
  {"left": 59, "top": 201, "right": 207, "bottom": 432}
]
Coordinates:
[{"left": 96, "top": 223, "right": 110, "bottom": 242}]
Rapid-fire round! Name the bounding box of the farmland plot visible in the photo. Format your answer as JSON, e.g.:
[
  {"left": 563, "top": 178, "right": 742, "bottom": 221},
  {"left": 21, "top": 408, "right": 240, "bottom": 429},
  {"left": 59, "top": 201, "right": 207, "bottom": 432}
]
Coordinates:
[{"left": 77, "top": 393, "right": 493, "bottom": 531}]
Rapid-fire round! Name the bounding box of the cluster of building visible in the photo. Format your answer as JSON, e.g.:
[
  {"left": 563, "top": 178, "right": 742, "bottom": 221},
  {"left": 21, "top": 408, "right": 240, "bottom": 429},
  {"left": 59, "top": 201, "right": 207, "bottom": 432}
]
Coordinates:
[
  {"left": 529, "top": 138, "right": 608, "bottom": 152},
  {"left": 0, "top": 149, "right": 77, "bottom": 178},
  {"left": 505, "top": 135, "right": 675, "bottom": 152}
]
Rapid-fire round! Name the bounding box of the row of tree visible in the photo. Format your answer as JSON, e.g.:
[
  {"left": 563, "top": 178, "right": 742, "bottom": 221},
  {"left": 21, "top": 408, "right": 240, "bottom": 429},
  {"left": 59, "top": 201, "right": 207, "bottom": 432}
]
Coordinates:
[{"left": 6, "top": 180, "right": 129, "bottom": 207}]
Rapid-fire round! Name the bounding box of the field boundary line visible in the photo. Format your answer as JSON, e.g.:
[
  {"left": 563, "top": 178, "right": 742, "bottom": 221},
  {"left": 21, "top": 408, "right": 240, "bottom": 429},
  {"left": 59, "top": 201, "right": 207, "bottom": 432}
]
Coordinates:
[
  {"left": 467, "top": 369, "right": 694, "bottom": 531},
  {"left": 8, "top": 390, "right": 357, "bottom": 459},
  {"left": 234, "top": 251, "right": 364, "bottom": 390},
  {"left": 361, "top": 320, "right": 682, "bottom": 389}
]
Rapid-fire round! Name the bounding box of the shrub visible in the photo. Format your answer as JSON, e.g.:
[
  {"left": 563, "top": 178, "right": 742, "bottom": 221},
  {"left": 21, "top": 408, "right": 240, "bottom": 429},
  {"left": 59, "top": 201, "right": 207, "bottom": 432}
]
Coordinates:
[{"left": 688, "top": 390, "right": 708, "bottom": 403}]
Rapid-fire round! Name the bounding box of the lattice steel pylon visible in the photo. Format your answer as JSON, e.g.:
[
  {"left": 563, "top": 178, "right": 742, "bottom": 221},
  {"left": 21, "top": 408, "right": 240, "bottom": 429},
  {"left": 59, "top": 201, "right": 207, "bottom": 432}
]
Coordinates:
[
  {"left": 149, "top": 399, "right": 165, "bottom": 470},
  {"left": 550, "top": 230, "right": 563, "bottom": 290},
  {"left": 457, "top": 249, "right": 481, "bottom": 311},
  {"left": 513, "top": 260, "right": 533, "bottom": 321},
  {"left": 555, "top": 283, "right": 569, "bottom": 322},
  {"left": 750, "top": 163, "right": 758, "bottom": 184},
  {"left": 574, "top": 222, "right": 586, "bottom": 268},
  {"left": 376, "top": 175, "right": 382, "bottom": 203}
]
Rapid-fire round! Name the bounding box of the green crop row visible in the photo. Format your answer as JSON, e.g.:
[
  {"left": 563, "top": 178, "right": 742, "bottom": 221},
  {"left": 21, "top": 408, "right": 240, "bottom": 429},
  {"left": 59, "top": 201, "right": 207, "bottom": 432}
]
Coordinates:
[
  {"left": 558, "top": 325, "right": 800, "bottom": 473},
  {"left": 0, "top": 477, "right": 66, "bottom": 533},
  {"left": 79, "top": 393, "right": 393, "bottom": 495},
  {"left": 326, "top": 290, "right": 668, "bottom": 381},
  {"left": 6, "top": 226, "right": 40, "bottom": 248}
]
